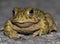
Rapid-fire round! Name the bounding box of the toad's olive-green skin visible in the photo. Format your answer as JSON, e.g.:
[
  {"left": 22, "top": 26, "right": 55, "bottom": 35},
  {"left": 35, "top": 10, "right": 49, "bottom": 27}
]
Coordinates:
[{"left": 4, "top": 7, "right": 57, "bottom": 39}]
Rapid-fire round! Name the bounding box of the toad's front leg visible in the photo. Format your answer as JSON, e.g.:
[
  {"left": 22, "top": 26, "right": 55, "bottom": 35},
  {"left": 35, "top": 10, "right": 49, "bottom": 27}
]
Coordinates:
[
  {"left": 32, "top": 18, "right": 49, "bottom": 37},
  {"left": 4, "top": 20, "right": 24, "bottom": 39}
]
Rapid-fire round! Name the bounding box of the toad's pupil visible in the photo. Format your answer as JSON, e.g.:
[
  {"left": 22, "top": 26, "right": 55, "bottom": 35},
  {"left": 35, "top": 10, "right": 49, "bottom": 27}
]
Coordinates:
[
  {"left": 12, "top": 10, "right": 15, "bottom": 16},
  {"left": 29, "top": 9, "right": 34, "bottom": 15}
]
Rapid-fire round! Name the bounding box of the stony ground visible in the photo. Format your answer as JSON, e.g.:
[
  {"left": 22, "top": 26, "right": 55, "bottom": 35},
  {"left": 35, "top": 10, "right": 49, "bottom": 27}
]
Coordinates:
[
  {"left": 0, "top": 0, "right": 60, "bottom": 44},
  {"left": 0, "top": 30, "right": 60, "bottom": 44}
]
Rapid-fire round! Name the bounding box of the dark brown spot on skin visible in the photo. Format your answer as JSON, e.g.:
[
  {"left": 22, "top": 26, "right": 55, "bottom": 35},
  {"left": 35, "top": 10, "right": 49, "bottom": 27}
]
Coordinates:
[{"left": 29, "top": 16, "right": 32, "bottom": 19}]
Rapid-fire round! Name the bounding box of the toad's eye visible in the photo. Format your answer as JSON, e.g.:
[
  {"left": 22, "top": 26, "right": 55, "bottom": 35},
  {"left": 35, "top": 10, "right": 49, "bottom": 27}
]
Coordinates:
[
  {"left": 29, "top": 9, "right": 33, "bottom": 14},
  {"left": 12, "top": 10, "right": 17, "bottom": 16},
  {"left": 12, "top": 8, "right": 19, "bottom": 16},
  {"left": 27, "top": 9, "right": 34, "bottom": 16},
  {"left": 12, "top": 10, "right": 15, "bottom": 16}
]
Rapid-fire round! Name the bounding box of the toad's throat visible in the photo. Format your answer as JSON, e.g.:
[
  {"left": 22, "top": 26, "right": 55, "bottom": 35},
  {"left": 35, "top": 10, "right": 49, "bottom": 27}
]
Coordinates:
[{"left": 12, "top": 20, "right": 39, "bottom": 28}]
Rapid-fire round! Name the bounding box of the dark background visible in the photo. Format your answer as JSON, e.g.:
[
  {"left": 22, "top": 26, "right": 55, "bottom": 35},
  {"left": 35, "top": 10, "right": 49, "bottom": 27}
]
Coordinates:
[{"left": 0, "top": 0, "right": 60, "bottom": 44}]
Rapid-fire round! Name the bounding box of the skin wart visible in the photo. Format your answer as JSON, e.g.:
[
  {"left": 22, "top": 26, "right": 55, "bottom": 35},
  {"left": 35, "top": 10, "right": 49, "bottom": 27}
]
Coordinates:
[{"left": 4, "top": 7, "right": 57, "bottom": 39}]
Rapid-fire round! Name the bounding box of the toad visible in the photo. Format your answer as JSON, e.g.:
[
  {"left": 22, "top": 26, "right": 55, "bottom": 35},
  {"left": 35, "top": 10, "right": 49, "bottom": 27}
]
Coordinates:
[{"left": 4, "top": 7, "right": 57, "bottom": 39}]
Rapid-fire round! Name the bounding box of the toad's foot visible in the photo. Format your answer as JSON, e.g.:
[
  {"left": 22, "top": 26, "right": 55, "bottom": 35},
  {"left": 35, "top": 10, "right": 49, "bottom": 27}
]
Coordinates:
[
  {"left": 4, "top": 30, "right": 24, "bottom": 39},
  {"left": 32, "top": 28, "right": 49, "bottom": 37}
]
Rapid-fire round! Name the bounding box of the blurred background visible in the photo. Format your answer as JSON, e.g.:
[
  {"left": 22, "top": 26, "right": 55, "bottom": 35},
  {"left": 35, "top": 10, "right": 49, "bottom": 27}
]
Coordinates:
[{"left": 0, "top": 0, "right": 60, "bottom": 44}]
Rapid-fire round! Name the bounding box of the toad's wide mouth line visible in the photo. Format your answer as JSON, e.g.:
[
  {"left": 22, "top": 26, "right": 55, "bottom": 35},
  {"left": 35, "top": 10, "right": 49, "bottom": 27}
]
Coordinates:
[{"left": 12, "top": 20, "right": 39, "bottom": 28}]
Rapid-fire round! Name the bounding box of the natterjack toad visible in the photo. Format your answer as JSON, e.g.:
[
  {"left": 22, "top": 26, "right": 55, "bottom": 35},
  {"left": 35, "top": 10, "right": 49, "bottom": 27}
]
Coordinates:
[{"left": 4, "top": 7, "right": 57, "bottom": 39}]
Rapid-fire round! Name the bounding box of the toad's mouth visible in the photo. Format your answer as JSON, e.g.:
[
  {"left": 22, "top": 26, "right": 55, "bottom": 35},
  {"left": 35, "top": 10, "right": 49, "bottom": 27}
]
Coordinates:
[{"left": 12, "top": 20, "right": 39, "bottom": 28}]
